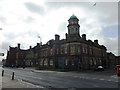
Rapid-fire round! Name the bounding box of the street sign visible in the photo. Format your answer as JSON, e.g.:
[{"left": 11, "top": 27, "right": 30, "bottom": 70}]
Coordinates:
[{"left": 0, "top": 53, "right": 4, "bottom": 56}]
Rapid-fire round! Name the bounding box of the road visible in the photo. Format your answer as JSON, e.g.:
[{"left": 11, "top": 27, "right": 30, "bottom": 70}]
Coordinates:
[{"left": 2, "top": 67, "right": 119, "bottom": 89}]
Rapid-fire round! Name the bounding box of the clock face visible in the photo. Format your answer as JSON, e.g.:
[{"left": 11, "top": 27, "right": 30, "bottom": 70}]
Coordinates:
[{"left": 69, "top": 26, "right": 76, "bottom": 34}]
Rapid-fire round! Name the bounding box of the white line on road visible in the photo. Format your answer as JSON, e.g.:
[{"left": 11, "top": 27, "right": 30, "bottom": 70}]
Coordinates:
[
  {"left": 99, "top": 78, "right": 105, "bottom": 81},
  {"left": 107, "top": 79, "right": 112, "bottom": 82}
]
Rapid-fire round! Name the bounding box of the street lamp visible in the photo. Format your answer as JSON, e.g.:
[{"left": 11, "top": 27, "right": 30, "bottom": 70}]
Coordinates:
[{"left": 38, "top": 36, "right": 42, "bottom": 46}]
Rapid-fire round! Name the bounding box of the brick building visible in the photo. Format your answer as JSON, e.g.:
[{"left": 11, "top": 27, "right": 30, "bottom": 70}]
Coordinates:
[{"left": 6, "top": 15, "right": 117, "bottom": 70}]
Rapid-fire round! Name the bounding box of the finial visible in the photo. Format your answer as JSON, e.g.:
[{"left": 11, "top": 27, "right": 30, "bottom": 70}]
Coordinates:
[{"left": 72, "top": 13, "right": 75, "bottom": 16}]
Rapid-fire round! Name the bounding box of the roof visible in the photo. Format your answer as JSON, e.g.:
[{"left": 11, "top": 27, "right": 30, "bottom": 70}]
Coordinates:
[{"left": 69, "top": 14, "right": 78, "bottom": 20}]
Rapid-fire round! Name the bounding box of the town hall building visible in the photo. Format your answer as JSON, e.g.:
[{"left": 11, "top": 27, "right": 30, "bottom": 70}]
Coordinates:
[{"left": 6, "top": 15, "right": 113, "bottom": 71}]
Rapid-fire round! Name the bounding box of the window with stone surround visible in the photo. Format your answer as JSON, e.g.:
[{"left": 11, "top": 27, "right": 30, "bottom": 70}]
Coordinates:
[
  {"left": 65, "top": 46, "right": 67, "bottom": 54},
  {"left": 70, "top": 46, "right": 75, "bottom": 55},
  {"left": 61, "top": 46, "right": 64, "bottom": 54},
  {"left": 89, "top": 47, "right": 92, "bottom": 55},
  {"left": 76, "top": 46, "right": 80, "bottom": 54},
  {"left": 43, "top": 59, "right": 48, "bottom": 66},
  {"left": 40, "top": 59, "right": 43, "bottom": 65},
  {"left": 82, "top": 46, "right": 85, "bottom": 53},
  {"left": 71, "top": 59, "right": 74, "bottom": 65},
  {"left": 65, "top": 59, "right": 68, "bottom": 66},
  {"left": 50, "top": 59, "right": 53, "bottom": 66}
]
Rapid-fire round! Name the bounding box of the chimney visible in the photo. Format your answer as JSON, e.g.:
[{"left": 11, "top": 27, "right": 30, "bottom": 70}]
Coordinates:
[
  {"left": 37, "top": 43, "right": 39, "bottom": 46},
  {"left": 18, "top": 43, "right": 20, "bottom": 49},
  {"left": 94, "top": 40, "right": 98, "bottom": 44},
  {"left": 65, "top": 33, "right": 68, "bottom": 40},
  {"left": 29, "top": 46, "right": 32, "bottom": 49},
  {"left": 55, "top": 34, "right": 60, "bottom": 41},
  {"left": 82, "top": 34, "right": 86, "bottom": 40}
]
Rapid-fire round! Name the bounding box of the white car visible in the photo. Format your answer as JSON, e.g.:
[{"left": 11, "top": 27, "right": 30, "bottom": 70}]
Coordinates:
[{"left": 94, "top": 66, "right": 104, "bottom": 71}]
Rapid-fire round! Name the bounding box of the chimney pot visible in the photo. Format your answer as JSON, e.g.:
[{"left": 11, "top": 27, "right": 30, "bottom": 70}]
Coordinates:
[
  {"left": 18, "top": 43, "right": 20, "bottom": 49},
  {"left": 82, "top": 34, "right": 86, "bottom": 40},
  {"left": 94, "top": 40, "right": 98, "bottom": 44},
  {"left": 29, "top": 46, "right": 32, "bottom": 49},
  {"left": 55, "top": 34, "right": 60, "bottom": 41}
]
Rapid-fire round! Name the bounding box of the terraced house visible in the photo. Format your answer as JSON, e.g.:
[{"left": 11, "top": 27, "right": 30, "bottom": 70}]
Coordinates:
[{"left": 6, "top": 15, "right": 111, "bottom": 71}]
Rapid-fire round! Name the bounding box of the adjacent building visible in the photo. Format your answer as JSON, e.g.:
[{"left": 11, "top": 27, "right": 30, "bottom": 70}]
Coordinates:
[{"left": 6, "top": 15, "right": 117, "bottom": 70}]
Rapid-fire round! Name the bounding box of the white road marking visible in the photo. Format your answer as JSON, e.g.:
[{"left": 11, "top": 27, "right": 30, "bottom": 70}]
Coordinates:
[
  {"left": 99, "top": 78, "right": 105, "bottom": 81},
  {"left": 107, "top": 79, "right": 112, "bottom": 82}
]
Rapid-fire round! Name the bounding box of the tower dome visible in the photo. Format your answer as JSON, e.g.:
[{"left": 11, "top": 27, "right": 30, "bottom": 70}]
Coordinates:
[{"left": 69, "top": 14, "right": 78, "bottom": 20}]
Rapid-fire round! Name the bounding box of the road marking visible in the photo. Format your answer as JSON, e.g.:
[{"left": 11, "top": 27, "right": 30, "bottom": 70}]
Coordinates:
[
  {"left": 107, "top": 79, "right": 112, "bottom": 82},
  {"left": 99, "top": 78, "right": 105, "bottom": 81},
  {"left": 73, "top": 76, "right": 78, "bottom": 78},
  {"left": 111, "top": 75, "right": 117, "bottom": 78}
]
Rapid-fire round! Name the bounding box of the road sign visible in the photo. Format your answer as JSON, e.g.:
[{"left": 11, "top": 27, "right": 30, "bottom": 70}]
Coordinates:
[{"left": 0, "top": 53, "right": 4, "bottom": 56}]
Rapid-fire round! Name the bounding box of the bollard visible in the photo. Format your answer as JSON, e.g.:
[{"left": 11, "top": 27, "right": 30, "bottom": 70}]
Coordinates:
[
  {"left": 2, "top": 70, "right": 4, "bottom": 76},
  {"left": 12, "top": 72, "right": 14, "bottom": 80}
]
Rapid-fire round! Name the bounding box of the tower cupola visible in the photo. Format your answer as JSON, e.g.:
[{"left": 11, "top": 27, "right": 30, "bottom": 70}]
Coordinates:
[{"left": 67, "top": 14, "right": 80, "bottom": 40}]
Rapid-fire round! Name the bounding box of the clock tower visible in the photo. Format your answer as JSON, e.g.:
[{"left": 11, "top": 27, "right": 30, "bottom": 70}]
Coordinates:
[{"left": 67, "top": 14, "right": 80, "bottom": 40}]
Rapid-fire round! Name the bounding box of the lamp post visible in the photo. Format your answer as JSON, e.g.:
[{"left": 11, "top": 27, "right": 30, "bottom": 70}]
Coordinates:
[
  {"left": 37, "top": 36, "right": 42, "bottom": 67},
  {"left": 38, "top": 36, "right": 42, "bottom": 46}
]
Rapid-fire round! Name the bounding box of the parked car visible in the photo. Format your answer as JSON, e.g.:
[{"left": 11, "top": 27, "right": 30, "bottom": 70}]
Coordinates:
[
  {"left": 94, "top": 65, "right": 104, "bottom": 71},
  {"left": 114, "top": 65, "right": 120, "bottom": 76}
]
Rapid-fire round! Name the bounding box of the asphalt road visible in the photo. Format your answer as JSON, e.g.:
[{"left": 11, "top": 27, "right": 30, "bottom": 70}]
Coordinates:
[{"left": 2, "top": 67, "right": 119, "bottom": 89}]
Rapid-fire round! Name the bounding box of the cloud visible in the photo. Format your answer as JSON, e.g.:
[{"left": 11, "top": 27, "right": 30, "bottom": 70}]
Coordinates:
[
  {"left": 0, "top": 16, "right": 6, "bottom": 24},
  {"left": 24, "top": 2, "right": 45, "bottom": 15},
  {"left": 103, "top": 37, "right": 118, "bottom": 55},
  {"left": 23, "top": 16, "right": 35, "bottom": 23},
  {"left": 46, "top": 2, "right": 118, "bottom": 25},
  {"left": 1, "top": 41, "right": 10, "bottom": 51},
  {"left": 58, "top": 22, "right": 67, "bottom": 33}
]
